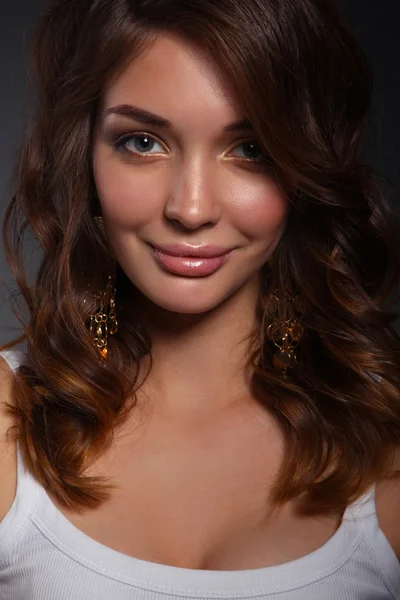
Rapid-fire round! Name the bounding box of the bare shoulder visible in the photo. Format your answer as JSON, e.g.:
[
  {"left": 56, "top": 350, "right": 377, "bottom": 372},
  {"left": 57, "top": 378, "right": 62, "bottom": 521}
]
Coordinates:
[
  {"left": 375, "top": 449, "right": 400, "bottom": 561},
  {"left": 0, "top": 354, "right": 18, "bottom": 522}
]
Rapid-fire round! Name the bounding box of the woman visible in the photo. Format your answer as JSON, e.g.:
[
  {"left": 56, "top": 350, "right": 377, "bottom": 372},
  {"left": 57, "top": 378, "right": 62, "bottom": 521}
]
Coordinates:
[{"left": 0, "top": 0, "right": 400, "bottom": 597}]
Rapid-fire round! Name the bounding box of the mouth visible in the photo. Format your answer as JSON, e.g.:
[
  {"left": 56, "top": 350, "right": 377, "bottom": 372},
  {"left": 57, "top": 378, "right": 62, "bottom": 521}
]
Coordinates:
[{"left": 148, "top": 244, "right": 232, "bottom": 277}]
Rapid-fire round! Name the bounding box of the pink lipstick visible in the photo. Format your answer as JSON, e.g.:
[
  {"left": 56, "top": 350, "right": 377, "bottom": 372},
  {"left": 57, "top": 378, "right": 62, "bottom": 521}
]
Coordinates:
[{"left": 149, "top": 243, "right": 233, "bottom": 276}]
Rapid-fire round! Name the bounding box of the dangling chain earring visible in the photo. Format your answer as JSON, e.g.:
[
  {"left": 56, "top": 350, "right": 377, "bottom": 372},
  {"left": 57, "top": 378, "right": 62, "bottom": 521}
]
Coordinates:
[
  {"left": 88, "top": 275, "right": 118, "bottom": 360},
  {"left": 265, "top": 289, "right": 304, "bottom": 378},
  {"left": 84, "top": 216, "right": 119, "bottom": 360}
]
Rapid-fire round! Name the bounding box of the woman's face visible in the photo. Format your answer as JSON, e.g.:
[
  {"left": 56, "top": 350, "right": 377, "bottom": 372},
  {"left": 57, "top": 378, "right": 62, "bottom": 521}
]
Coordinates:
[{"left": 92, "top": 33, "right": 290, "bottom": 314}]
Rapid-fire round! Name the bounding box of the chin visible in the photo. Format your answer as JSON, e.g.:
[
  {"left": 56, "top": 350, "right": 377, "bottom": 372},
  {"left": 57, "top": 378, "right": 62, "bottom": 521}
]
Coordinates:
[
  {"left": 131, "top": 279, "right": 237, "bottom": 316},
  {"left": 145, "top": 294, "right": 224, "bottom": 315}
]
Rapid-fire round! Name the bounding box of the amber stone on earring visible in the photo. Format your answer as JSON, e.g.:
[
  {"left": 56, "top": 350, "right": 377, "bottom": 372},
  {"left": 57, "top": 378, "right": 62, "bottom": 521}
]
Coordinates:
[
  {"left": 100, "top": 347, "right": 108, "bottom": 359},
  {"left": 273, "top": 350, "right": 292, "bottom": 369}
]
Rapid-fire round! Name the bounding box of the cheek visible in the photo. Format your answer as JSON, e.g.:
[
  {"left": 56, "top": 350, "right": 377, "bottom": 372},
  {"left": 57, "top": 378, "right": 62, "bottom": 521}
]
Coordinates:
[
  {"left": 92, "top": 152, "right": 164, "bottom": 227},
  {"left": 227, "top": 176, "right": 290, "bottom": 238}
]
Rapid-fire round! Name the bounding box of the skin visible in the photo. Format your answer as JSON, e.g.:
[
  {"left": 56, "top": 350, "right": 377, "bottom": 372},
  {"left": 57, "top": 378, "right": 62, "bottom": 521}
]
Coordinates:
[{"left": 92, "top": 32, "right": 290, "bottom": 419}]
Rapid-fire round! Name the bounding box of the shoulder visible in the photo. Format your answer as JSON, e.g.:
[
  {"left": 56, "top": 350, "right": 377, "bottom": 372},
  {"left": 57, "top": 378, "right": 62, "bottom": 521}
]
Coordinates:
[
  {"left": 375, "top": 450, "right": 400, "bottom": 561},
  {"left": 0, "top": 354, "right": 18, "bottom": 522}
]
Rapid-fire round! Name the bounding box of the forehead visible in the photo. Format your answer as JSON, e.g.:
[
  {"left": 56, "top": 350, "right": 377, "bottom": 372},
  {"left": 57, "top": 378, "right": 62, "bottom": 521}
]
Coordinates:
[{"left": 101, "top": 33, "right": 243, "bottom": 125}]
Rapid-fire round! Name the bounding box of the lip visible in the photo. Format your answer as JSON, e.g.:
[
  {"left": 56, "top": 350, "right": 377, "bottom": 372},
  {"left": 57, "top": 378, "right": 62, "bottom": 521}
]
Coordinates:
[
  {"left": 149, "top": 243, "right": 233, "bottom": 277},
  {"left": 150, "top": 243, "right": 233, "bottom": 258}
]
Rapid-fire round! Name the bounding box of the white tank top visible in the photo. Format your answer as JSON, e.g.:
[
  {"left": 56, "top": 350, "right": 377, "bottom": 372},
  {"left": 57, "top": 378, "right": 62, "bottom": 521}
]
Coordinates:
[{"left": 1, "top": 348, "right": 399, "bottom": 599}]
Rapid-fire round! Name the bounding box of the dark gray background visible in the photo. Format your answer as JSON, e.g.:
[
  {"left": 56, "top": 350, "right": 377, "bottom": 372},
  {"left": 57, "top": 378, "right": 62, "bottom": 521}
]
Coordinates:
[{"left": 1, "top": 1, "right": 399, "bottom": 345}]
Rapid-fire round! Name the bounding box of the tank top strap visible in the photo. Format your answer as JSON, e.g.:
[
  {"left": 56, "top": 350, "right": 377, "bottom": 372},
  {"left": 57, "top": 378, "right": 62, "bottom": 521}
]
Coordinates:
[
  {"left": 0, "top": 348, "right": 25, "bottom": 374},
  {"left": 0, "top": 349, "right": 41, "bottom": 556},
  {"left": 346, "top": 483, "right": 400, "bottom": 598}
]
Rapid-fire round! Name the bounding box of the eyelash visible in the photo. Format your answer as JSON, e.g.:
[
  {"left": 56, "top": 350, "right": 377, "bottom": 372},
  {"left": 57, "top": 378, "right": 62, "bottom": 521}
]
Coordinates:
[{"left": 112, "top": 132, "right": 269, "bottom": 164}]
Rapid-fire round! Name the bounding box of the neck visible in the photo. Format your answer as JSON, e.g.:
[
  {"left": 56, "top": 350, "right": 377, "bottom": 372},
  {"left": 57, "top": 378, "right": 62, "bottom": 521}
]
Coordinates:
[{"left": 129, "top": 275, "right": 262, "bottom": 419}]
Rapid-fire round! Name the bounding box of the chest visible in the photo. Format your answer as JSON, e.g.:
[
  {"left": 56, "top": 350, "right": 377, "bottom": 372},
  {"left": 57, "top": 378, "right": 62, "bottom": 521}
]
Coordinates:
[{"left": 52, "top": 405, "right": 343, "bottom": 570}]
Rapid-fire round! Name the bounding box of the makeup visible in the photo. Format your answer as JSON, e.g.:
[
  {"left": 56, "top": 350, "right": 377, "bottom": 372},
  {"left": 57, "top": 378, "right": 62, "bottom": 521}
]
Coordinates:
[{"left": 149, "top": 244, "right": 232, "bottom": 276}]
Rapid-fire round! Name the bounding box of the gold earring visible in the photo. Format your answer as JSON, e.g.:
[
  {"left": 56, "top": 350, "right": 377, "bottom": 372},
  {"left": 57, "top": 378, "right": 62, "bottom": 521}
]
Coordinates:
[
  {"left": 86, "top": 216, "right": 118, "bottom": 359},
  {"left": 85, "top": 274, "right": 118, "bottom": 360},
  {"left": 265, "top": 289, "right": 304, "bottom": 378}
]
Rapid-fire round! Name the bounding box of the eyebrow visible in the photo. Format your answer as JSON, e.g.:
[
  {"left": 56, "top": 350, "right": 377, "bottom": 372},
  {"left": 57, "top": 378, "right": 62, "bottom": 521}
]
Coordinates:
[{"left": 103, "top": 104, "right": 253, "bottom": 132}]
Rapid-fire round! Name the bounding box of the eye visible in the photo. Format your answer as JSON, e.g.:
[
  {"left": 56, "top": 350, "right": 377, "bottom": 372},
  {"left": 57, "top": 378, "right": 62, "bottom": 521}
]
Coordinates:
[
  {"left": 228, "top": 140, "right": 266, "bottom": 162},
  {"left": 114, "top": 133, "right": 166, "bottom": 156},
  {"left": 113, "top": 132, "right": 270, "bottom": 165}
]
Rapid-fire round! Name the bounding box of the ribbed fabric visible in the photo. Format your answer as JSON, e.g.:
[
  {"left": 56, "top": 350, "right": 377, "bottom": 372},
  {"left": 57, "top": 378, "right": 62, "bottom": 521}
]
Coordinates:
[{"left": 0, "top": 348, "right": 399, "bottom": 599}]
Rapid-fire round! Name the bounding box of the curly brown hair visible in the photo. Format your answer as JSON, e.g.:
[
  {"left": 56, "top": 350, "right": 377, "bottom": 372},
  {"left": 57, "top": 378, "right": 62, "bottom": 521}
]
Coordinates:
[{"left": 2, "top": 0, "right": 400, "bottom": 516}]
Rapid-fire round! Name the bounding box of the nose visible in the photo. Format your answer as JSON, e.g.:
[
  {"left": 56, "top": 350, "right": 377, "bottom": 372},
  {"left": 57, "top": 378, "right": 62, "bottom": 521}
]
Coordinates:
[{"left": 164, "top": 157, "right": 222, "bottom": 230}]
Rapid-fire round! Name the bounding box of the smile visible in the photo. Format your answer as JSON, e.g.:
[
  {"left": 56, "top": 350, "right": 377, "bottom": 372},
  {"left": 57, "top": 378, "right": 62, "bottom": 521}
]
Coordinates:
[{"left": 149, "top": 244, "right": 232, "bottom": 277}]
